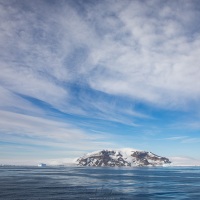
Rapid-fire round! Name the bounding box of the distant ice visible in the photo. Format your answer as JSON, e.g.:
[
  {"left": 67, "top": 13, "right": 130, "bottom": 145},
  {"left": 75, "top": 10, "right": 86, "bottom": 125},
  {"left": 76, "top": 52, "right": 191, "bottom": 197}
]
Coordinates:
[{"left": 169, "top": 156, "right": 200, "bottom": 166}]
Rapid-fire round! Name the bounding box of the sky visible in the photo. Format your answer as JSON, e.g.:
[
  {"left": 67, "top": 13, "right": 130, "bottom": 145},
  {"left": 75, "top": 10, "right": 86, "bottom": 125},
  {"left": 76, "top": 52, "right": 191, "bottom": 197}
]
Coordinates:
[{"left": 0, "top": 0, "right": 200, "bottom": 165}]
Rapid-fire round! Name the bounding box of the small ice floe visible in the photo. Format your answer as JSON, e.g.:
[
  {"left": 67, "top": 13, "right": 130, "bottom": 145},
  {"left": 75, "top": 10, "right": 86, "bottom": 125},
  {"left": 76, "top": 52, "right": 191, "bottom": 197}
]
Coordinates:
[{"left": 38, "top": 163, "right": 46, "bottom": 167}]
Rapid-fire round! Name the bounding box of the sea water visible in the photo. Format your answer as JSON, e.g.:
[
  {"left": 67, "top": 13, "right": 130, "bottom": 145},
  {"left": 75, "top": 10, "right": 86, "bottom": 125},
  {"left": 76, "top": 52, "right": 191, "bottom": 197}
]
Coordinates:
[{"left": 0, "top": 166, "right": 200, "bottom": 199}]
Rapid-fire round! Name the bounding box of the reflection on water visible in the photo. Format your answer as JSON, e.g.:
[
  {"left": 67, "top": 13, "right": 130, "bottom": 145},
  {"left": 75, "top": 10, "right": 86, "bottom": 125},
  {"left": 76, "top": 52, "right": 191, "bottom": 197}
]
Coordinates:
[{"left": 0, "top": 166, "right": 200, "bottom": 199}]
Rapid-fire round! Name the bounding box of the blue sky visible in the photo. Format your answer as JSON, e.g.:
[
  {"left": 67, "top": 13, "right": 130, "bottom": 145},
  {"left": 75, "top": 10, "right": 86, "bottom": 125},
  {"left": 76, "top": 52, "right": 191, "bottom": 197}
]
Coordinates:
[{"left": 0, "top": 0, "right": 200, "bottom": 165}]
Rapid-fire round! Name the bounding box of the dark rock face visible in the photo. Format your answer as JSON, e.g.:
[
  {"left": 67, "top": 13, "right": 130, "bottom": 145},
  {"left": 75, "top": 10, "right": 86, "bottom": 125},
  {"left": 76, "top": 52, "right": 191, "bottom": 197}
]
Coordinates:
[
  {"left": 76, "top": 149, "right": 171, "bottom": 167},
  {"left": 130, "top": 151, "right": 171, "bottom": 166},
  {"left": 77, "top": 150, "right": 130, "bottom": 167}
]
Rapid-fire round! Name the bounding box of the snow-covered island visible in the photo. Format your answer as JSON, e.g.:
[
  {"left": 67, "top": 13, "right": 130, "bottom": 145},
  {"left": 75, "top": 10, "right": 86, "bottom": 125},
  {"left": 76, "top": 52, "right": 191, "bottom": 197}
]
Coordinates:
[
  {"left": 76, "top": 149, "right": 171, "bottom": 167},
  {"left": 38, "top": 163, "right": 46, "bottom": 167}
]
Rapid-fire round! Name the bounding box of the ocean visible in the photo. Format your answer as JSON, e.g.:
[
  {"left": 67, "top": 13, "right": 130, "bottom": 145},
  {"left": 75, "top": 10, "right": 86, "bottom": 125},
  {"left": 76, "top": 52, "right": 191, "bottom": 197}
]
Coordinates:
[{"left": 0, "top": 166, "right": 200, "bottom": 199}]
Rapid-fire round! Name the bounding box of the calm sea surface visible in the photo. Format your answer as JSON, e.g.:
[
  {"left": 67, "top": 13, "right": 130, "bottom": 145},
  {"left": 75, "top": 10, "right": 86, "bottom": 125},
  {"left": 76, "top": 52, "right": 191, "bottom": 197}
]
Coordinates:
[{"left": 0, "top": 166, "right": 200, "bottom": 200}]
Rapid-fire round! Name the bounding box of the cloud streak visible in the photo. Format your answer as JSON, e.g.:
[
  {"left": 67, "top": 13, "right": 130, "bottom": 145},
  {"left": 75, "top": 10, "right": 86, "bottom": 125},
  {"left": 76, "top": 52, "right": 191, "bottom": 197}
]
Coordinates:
[{"left": 0, "top": 110, "right": 116, "bottom": 160}]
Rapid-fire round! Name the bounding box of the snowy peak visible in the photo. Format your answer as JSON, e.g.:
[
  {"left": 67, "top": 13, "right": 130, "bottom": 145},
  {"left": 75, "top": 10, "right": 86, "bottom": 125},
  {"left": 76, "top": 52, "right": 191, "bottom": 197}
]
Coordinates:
[{"left": 76, "top": 149, "right": 171, "bottom": 167}]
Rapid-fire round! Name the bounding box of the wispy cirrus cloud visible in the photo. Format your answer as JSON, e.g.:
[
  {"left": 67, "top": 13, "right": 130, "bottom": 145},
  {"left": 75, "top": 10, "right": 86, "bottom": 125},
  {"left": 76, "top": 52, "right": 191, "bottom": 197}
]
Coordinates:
[
  {"left": 1, "top": 0, "right": 200, "bottom": 115},
  {"left": 165, "top": 136, "right": 188, "bottom": 141},
  {"left": 0, "top": 110, "right": 116, "bottom": 157},
  {"left": 85, "top": 0, "right": 200, "bottom": 108},
  {"left": 165, "top": 136, "right": 200, "bottom": 144}
]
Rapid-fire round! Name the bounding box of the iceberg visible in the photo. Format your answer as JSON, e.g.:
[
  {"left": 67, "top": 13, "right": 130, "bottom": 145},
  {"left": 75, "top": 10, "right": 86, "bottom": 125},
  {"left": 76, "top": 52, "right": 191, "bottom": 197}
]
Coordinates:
[{"left": 37, "top": 163, "right": 46, "bottom": 167}]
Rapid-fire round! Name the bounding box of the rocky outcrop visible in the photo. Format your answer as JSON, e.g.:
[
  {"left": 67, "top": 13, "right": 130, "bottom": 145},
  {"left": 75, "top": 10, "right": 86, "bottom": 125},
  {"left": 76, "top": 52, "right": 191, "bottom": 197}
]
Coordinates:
[{"left": 76, "top": 149, "right": 171, "bottom": 167}]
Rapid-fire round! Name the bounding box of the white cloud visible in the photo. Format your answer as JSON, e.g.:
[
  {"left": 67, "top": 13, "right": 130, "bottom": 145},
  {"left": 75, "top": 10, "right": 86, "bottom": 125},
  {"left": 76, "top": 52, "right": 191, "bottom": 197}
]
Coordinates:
[
  {"left": 0, "top": 110, "right": 86, "bottom": 139},
  {"left": 83, "top": 1, "right": 200, "bottom": 108},
  {"left": 165, "top": 136, "right": 188, "bottom": 141},
  {"left": 1, "top": 0, "right": 200, "bottom": 115},
  {"left": 0, "top": 109, "right": 117, "bottom": 164},
  {"left": 181, "top": 138, "right": 200, "bottom": 144},
  {"left": 0, "top": 110, "right": 115, "bottom": 148},
  {"left": 164, "top": 135, "right": 200, "bottom": 144},
  {"left": 0, "top": 86, "right": 43, "bottom": 114}
]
